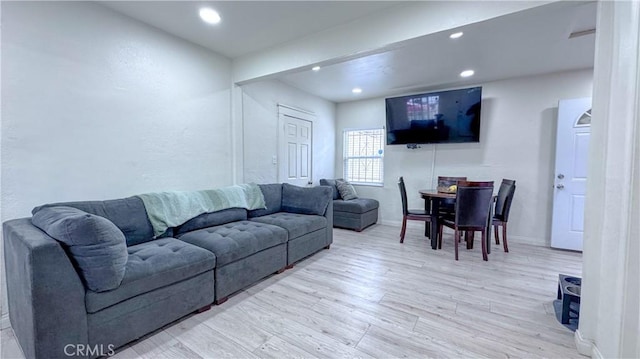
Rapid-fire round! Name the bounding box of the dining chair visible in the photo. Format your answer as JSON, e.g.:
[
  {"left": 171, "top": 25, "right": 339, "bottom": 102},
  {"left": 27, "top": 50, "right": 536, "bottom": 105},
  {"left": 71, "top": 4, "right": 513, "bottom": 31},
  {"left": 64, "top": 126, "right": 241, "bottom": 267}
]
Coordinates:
[
  {"left": 438, "top": 181, "right": 494, "bottom": 261},
  {"left": 436, "top": 176, "right": 467, "bottom": 217},
  {"left": 493, "top": 179, "right": 516, "bottom": 252},
  {"left": 437, "top": 176, "right": 467, "bottom": 195},
  {"left": 398, "top": 177, "right": 431, "bottom": 243}
]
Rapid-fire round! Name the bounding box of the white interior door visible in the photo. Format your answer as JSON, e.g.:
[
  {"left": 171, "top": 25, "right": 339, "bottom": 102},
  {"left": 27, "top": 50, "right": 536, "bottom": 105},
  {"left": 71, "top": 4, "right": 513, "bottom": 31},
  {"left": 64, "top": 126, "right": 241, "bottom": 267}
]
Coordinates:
[
  {"left": 551, "top": 97, "right": 592, "bottom": 251},
  {"left": 278, "top": 105, "right": 313, "bottom": 186}
]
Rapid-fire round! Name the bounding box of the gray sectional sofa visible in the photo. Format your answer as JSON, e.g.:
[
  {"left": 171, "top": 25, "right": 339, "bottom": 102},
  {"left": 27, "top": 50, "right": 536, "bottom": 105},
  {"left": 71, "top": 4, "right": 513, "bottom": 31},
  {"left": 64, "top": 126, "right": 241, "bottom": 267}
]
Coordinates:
[
  {"left": 3, "top": 183, "right": 332, "bottom": 359},
  {"left": 320, "top": 179, "right": 379, "bottom": 231}
]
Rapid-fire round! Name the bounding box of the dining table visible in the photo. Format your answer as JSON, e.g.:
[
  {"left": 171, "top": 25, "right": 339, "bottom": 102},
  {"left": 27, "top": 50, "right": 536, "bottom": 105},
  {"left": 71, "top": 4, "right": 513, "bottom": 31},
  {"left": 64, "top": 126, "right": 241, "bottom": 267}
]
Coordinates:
[{"left": 419, "top": 189, "right": 493, "bottom": 254}]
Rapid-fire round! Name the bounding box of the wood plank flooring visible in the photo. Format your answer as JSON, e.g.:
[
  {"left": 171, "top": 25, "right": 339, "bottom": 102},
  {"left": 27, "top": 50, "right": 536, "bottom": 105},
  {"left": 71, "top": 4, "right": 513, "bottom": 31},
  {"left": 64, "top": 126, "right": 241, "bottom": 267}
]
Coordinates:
[{"left": 1, "top": 224, "right": 583, "bottom": 358}]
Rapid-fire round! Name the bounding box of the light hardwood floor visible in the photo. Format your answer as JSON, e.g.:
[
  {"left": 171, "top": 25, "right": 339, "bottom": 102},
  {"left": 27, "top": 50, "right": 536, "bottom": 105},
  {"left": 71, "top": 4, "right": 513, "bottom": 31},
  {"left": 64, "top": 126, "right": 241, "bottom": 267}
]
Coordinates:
[{"left": 1, "top": 224, "right": 583, "bottom": 359}]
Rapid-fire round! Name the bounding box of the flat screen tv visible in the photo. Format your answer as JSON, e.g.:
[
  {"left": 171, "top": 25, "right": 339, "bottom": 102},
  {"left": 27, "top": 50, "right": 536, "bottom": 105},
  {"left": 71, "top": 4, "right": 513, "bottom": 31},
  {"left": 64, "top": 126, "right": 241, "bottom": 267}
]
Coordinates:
[{"left": 385, "top": 86, "right": 482, "bottom": 145}]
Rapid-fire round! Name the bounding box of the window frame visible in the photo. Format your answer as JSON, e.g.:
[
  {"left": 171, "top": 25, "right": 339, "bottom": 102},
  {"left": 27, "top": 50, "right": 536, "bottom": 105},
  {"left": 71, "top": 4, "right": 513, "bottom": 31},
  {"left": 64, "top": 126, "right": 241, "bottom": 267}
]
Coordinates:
[{"left": 342, "top": 127, "right": 385, "bottom": 187}]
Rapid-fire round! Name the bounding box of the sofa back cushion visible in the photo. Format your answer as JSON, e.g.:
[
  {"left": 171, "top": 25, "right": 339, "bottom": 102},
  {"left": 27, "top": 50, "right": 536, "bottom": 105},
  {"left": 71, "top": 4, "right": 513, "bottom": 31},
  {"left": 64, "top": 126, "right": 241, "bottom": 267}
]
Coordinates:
[
  {"left": 175, "top": 208, "right": 248, "bottom": 236},
  {"left": 33, "top": 196, "right": 155, "bottom": 246},
  {"left": 282, "top": 183, "right": 332, "bottom": 216},
  {"left": 248, "top": 184, "right": 283, "bottom": 218},
  {"left": 319, "top": 179, "right": 341, "bottom": 200},
  {"left": 31, "top": 206, "right": 128, "bottom": 292}
]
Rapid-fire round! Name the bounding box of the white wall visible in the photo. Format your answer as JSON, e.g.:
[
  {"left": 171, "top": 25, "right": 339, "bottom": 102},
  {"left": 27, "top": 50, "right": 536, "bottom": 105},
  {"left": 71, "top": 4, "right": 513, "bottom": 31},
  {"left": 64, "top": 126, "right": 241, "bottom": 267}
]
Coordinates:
[
  {"left": 240, "top": 80, "right": 335, "bottom": 184},
  {"left": 335, "top": 69, "right": 593, "bottom": 246},
  {"left": 577, "top": 1, "right": 640, "bottom": 357},
  {"left": 1, "top": 1, "right": 232, "bottom": 322}
]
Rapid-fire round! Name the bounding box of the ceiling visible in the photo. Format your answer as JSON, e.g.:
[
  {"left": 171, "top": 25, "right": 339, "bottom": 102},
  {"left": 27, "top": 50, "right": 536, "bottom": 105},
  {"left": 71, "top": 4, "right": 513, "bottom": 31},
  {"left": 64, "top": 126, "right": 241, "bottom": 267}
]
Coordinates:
[
  {"left": 100, "top": 1, "right": 403, "bottom": 58},
  {"left": 100, "top": 1, "right": 596, "bottom": 103}
]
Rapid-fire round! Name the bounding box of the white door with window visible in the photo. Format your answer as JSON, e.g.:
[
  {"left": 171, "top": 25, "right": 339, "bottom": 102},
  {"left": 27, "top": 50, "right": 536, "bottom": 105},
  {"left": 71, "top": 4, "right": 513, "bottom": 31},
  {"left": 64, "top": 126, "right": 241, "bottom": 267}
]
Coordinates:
[
  {"left": 551, "top": 97, "right": 591, "bottom": 251},
  {"left": 278, "top": 105, "right": 313, "bottom": 186}
]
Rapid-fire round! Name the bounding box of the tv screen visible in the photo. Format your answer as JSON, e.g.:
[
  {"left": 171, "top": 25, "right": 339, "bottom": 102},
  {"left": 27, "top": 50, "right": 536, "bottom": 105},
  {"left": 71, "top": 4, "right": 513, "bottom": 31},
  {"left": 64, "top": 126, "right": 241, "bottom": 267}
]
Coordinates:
[{"left": 385, "top": 86, "right": 482, "bottom": 145}]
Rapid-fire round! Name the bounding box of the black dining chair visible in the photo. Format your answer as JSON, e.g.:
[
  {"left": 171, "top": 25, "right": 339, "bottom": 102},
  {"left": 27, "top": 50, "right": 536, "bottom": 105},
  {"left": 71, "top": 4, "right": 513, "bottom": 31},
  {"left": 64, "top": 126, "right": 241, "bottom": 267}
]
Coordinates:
[
  {"left": 398, "top": 177, "right": 431, "bottom": 243},
  {"left": 436, "top": 176, "right": 467, "bottom": 218},
  {"left": 438, "top": 181, "right": 494, "bottom": 261},
  {"left": 493, "top": 179, "right": 516, "bottom": 252}
]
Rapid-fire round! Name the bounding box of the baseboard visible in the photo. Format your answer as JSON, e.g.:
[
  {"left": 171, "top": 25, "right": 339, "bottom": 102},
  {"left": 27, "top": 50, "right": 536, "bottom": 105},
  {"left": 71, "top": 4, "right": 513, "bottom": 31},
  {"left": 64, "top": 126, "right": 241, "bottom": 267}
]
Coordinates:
[
  {"left": 592, "top": 345, "right": 604, "bottom": 359},
  {"left": 380, "top": 219, "right": 402, "bottom": 227},
  {"left": 0, "top": 312, "right": 10, "bottom": 330},
  {"left": 575, "top": 329, "right": 594, "bottom": 357}
]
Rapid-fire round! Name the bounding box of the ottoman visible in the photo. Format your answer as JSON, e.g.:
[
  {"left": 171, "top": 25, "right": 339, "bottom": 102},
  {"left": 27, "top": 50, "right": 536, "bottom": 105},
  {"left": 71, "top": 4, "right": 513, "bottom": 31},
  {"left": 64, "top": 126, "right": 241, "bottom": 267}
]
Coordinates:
[{"left": 333, "top": 198, "right": 379, "bottom": 231}]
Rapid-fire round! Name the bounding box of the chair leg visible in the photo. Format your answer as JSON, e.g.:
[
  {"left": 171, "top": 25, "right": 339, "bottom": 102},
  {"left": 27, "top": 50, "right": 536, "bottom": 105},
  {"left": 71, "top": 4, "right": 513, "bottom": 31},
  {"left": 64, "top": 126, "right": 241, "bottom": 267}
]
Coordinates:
[
  {"left": 400, "top": 216, "right": 407, "bottom": 243},
  {"left": 454, "top": 229, "right": 459, "bottom": 261},
  {"left": 466, "top": 231, "right": 474, "bottom": 250},
  {"left": 502, "top": 222, "right": 509, "bottom": 253},
  {"left": 438, "top": 224, "right": 443, "bottom": 249},
  {"left": 481, "top": 230, "right": 488, "bottom": 261},
  {"left": 494, "top": 224, "right": 500, "bottom": 244}
]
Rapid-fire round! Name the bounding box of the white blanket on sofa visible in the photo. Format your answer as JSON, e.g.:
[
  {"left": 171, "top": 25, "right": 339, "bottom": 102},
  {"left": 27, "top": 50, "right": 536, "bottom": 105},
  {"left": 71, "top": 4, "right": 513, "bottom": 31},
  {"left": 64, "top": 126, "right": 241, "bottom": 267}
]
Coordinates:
[{"left": 137, "top": 183, "right": 266, "bottom": 237}]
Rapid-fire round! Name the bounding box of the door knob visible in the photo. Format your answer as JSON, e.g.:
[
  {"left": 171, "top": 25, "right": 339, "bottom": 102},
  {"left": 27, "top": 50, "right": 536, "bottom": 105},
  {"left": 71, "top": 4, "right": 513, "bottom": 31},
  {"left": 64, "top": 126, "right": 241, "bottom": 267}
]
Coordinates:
[
  {"left": 556, "top": 184, "right": 565, "bottom": 189},
  {"left": 557, "top": 174, "right": 565, "bottom": 179}
]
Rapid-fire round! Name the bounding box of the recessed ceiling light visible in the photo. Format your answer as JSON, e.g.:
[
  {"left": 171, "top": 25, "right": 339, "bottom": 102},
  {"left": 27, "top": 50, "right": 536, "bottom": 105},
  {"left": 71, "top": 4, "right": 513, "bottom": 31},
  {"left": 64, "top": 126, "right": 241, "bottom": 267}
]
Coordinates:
[
  {"left": 460, "top": 70, "right": 475, "bottom": 78},
  {"left": 449, "top": 32, "right": 464, "bottom": 39},
  {"left": 312, "top": 66, "right": 321, "bottom": 71},
  {"left": 199, "top": 8, "right": 221, "bottom": 24},
  {"left": 352, "top": 88, "right": 362, "bottom": 94}
]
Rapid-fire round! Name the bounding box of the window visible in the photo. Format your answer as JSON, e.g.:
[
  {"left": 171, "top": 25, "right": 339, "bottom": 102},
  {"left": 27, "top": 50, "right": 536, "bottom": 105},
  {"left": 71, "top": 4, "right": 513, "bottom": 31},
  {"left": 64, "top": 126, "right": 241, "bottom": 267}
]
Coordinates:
[
  {"left": 407, "top": 95, "right": 439, "bottom": 122},
  {"left": 575, "top": 108, "right": 592, "bottom": 127},
  {"left": 343, "top": 128, "right": 384, "bottom": 185}
]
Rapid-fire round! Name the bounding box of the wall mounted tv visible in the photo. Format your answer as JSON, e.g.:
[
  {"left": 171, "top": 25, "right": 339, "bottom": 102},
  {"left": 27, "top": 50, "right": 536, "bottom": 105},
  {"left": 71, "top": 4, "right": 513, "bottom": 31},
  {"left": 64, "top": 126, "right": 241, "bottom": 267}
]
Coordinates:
[{"left": 385, "top": 86, "right": 482, "bottom": 145}]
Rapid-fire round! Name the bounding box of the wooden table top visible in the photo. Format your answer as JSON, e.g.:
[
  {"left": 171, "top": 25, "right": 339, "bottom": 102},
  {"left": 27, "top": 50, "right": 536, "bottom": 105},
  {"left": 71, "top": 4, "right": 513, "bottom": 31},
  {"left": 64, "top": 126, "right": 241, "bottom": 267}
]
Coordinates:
[{"left": 418, "top": 189, "right": 456, "bottom": 199}]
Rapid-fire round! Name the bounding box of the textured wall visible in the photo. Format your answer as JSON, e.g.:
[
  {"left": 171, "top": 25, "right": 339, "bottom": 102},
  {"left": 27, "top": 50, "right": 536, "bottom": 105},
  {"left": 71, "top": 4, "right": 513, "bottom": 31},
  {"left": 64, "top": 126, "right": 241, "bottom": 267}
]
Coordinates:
[
  {"left": 335, "top": 69, "right": 593, "bottom": 246},
  {"left": 240, "top": 80, "right": 336, "bottom": 185},
  {"left": 1, "top": 1, "right": 232, "bottom": 319}
]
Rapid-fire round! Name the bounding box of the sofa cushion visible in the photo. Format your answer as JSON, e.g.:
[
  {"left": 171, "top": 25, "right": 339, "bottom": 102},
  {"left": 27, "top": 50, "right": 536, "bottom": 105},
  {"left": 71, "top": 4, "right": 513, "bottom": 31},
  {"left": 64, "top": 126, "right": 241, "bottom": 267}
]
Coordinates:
[
  {"left": 336, "top": 179, "right": 358, "bottom": 200},
  {"left": 33, "top": 196, "right": 155, "bottom": 246},
  {"left": 250, "top": 212, "right": 327, "bottom": 240},
  {"left": 31, "top": 206, "right": 128, "bottom": 292},
  {"left": 281, "top": 183, "right": 332, "bottom": 215},
  {"left": 248, "top": 184, "right": 283, "bottom": 218},
  {"left": 175, "top": 208, "right": 247, "bottom": 236},
  {"left": 85, "top": 237, "right": 215, "bottom": 313},
  {"left": 334, "top": 198, "right": 380, "bottom": 214},
  {"left": 319, "top": 179, "right": 341, "bottom": 200},
  {"left": 178, "top": 221, "right": 287, "bottom": 267}
]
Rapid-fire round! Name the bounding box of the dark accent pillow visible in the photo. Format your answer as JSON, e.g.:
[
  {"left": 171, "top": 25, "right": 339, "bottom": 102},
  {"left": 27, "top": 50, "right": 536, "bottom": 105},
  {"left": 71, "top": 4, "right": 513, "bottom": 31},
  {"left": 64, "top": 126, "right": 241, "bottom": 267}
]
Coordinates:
[
  {"left": 336, "top": 179, "right": 358, "bottom": 200},
  {"left": 319, "top": 179, "right": 341, "bottom": 200},
  {"left": 32, "top": 196, "right": 154, "bottom": 246},
  {"left": 281, "top": 183, "right": 332, "bottom": 215},
  {"left": 32, "top": 206, "right": 128, "bottom": 292}
]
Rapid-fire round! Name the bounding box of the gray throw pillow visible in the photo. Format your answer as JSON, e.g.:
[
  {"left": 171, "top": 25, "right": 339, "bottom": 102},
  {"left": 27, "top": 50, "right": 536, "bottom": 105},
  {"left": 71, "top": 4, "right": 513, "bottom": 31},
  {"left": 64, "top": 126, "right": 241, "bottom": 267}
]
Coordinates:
[
  {"left": 282, "top": 183, "right": 332, "bottom": 215},
  {"left": 32, "top": 206, "right": 128, "bottom": 292},
  {"left": 336, "top": 179, "right": 358, "bottom": 200}
]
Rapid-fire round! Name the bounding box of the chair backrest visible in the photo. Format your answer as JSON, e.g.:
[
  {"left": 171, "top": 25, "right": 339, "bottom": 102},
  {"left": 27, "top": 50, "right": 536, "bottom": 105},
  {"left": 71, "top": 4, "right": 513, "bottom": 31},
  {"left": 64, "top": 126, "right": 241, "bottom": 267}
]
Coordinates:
[
  {"left": 437, "top": 176, "right": 467, "bottom": 193},
  {"left": 457, "top": 180, "right": 494, "bottom": 188},
  {"left": 398, "top": 177, "right": 409, "bottom": 215},
  {"left": 455, "top": 181, "right": 494, "bottom": 228},
  {"left": 494, "top": 179, "right": 516, "bottom": 221}
]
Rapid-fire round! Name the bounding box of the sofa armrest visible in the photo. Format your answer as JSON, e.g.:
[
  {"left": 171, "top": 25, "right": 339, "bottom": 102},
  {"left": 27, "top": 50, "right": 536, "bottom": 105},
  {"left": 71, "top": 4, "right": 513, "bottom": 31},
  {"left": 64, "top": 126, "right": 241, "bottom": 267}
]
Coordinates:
[
  {"left": 325, "top": 199, "right": 333, "bottom": 246},
  {"left": 3, "top": 218, "right": 89, "bottom": 359}
]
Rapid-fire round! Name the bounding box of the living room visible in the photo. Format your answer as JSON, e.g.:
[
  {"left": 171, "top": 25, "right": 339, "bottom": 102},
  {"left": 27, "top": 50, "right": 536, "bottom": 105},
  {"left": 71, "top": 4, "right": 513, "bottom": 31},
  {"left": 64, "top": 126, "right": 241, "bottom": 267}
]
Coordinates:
[{"left": 1, "top": 1, "right": 638, "bottom": 359}]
